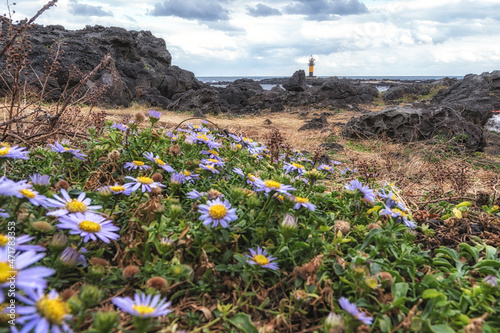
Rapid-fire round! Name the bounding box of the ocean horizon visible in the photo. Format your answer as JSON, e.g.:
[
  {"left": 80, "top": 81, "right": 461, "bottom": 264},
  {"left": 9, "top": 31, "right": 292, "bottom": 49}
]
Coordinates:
[{"left": 197, "top": 75, "right": 464, "bottom": 83}]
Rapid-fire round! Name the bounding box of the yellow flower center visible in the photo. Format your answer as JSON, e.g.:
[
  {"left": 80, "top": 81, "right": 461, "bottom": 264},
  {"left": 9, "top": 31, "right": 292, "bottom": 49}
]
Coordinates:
[
  {"left": 253, "top": 254, "right": 269, "bottom": 266},
  {"left": 205, "top": 165, "right": 214, "bottom": 170},
  {"left": 236, "top": 144, "right": 242, "bottom": 149},
  {"left": 208, "top": 159, "right": 219, "bottom": 164},
  {"left": 248, "top": 174, "right": 255, "bottom": 182},
  {"left": 292, "top": 163, "right": 304, "bottom": 169},
  {"left": 63, "top": 147, "right": 71, "bottom": 151},
  {"left": 19, "top": 189, "right": 36, "bottom": 199},
  {"left": 36, "top": 296, "right": 69, "bottom": 324},
  {"left": 208, "top": 150, "right": 219, "bottom": 156},
  {"left": 65, "top": 199, "right": 87, "bottom": 213},
  {"left": 324, "top": 166, "right": 330, "bottom": 170},
  {"left": 0, "top": 261, "right": 16, "bottom": 283},
  {"left": 172, "top": 137, "right": 177, "bottom": 140},
  {"left": 110, "top": 185, "right": 125, "bottom": 192},
  {"left": 183, "top": 171, "right": 191, "bottom": 176},
  {"left": 208, "top": 204, "right": 228, "bottom": 219},
  {"left": 78, "top": 220, "right": 102, "bottom": 233},
  {"left": 137, "top": 177, "right": 154, "bottom": 184},
  {"left": 296, "top": 197, "right": 309, "bottom": 204},
  {"left": 154, "top": 158, "right": 165, "bottom": 166},
  {"left": 132, "top": 304, "right": 156, "bottom": 317},
  {"left": 264, "top": 180, "right": 281, "bottom": 190},
  {"left": 197, "top": 134, "right": 209, "bottom": 141},
  {"left": 392, "top": 209, "right": 407, "bottom": 217},
  {"left": 133, "top": 161, "right": 144, "bottom": 166},
  {"left": 0, "top": 235, "right": 7, "bottom": 247},
  {"left": 0, "top": 147, "right": 9, "bottom": 156}
]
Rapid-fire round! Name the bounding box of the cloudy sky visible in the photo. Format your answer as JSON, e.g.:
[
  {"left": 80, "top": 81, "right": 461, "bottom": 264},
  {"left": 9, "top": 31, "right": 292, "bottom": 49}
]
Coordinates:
[{"left": 7, "top": 0, "right": 500, "bottom": 77}]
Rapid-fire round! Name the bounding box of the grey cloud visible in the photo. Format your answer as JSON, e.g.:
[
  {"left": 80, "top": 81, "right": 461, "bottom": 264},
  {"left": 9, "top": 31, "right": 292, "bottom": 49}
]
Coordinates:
[
  {"left": 246, "top": 4, "right": 282, "bottom": 17},
  {"left": 68, "top": 0, "right": 113, "bottom": 17},
  {"left": 284, "top": 0, "right": 368, "bottom": 20},
  {"left": 148, "top": 0, "right": 230, "bottom": 21}
]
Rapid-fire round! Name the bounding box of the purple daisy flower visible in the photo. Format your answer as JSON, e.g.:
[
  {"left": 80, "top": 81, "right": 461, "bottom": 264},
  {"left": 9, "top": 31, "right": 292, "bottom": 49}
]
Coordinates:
[
  {"left": 15, "top": 289, "right": 72, "bottom": 333},
  {"left": 232, "top": 167, "right": 245, "bottom": 177},
  {"left": 246, "top": 246, "right": 279, "bottom": 271},
  {"left": 379, "top": 205, "right": 416, "bottom": 229},
  {"left": 0, "top": 177, "right": 31, "bottom": 197},
  {"left": 148, "top": 109, "right": 162, "bottom": 120},
  {"left": 200, "top": 149, "right": 221, "bottom": 159},
  {"left": 112, "top": 122, "right": 129, "bottom": 132},
  {"left": 182, "top": 170, "right": 199, "bottom": 183},
  {"left": 57, "top": 212, "right": 120, "bottom": 243},
  {"left": 187, "top": 189, "right": 204, "bottom": 199},
  {"left": 0, "top": 234, "right": 45, "bottom": 253},
  {"left": 293, "top": 196, "right": 316, "bottom": 211},
  {"left": 14, "top": 185, "right": 49, "bottom": 207},
  {"left": 201, "top": 158, "right": 225, "bottom": 167},
  {"left": 200, "top": 164, "right": 220, "bottom": 174},
  {"left": 124, "top": 176, "right": 165, "bottom": 193},
  {"left": 170, "top": 172, "right": 185, "bottom": 185},
  {"left": 198, "top": 198, "right": 237, "bottom": 228},
  {"left": 345, "top": 179, "right": 375, "bottom": 203},
  {"left": 338, "top": 297, "right": 373, "bottom": 326},
  {"left": 105, "top": 183, "right": 134, "bottom": 196},
  {"left": 255, "top": 179, "right": 296, "bottom": 196},
  {"left": 143, "top": 152, "right": 175, "bottom": 173},
  {"left": 29, "top": 173, "right": 52, "bottom": 186},
  {"left": 46, "top": 189, "right": 102, "bottom": 217},
  {"left": 0, "top": 145, "right": 29, "bottom": 159},
  {"left": 49, "top": 142, "right": 87, "bottom": 160},
  {"left": 0, "top": 247, "right": 54, "bottom": 304},
  {"left": 124, "top": 160, "right": 152, "bottom": 171},
  {"left": 112, "top": 293, "right": 172, "bottom": 318},
  {"left": 318, "top": 164, "right": 335, "bottom": 173},
  {"left": 484, "top": 275, "right": 498, "bottom": 287}
]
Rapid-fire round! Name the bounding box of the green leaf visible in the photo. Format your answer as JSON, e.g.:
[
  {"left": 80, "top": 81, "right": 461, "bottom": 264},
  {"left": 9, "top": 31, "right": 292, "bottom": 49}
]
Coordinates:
[
  {"left": 430, "top": 324, "right": 456, "bottom": 333},
  {"left": 227, "top": 313, "right": 258, "bottom": 333},
  {"left": 422, "top": 289, "right": 444, "bottom": 299},
  {"left": 473, "top": 260, "right": 500, "bottom": 269}
]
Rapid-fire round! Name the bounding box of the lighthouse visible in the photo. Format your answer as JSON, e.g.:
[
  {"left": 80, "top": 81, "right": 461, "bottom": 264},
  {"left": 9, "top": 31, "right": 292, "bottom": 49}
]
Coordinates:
[{"left": 308, "top": 56, "right": 316, "bottom": 79}]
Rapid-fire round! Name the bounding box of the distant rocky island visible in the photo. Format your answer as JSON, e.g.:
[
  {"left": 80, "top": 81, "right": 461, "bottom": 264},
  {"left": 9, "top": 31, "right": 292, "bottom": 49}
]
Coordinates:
[{"left": 1, "top": 22, "right": 499, "bottom": 152}]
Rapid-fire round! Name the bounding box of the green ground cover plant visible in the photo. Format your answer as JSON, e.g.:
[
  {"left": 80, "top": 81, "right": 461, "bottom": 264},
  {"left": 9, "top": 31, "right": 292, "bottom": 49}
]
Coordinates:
[{"left": 0, "top": 111, "right": 499, "bottom": 333}]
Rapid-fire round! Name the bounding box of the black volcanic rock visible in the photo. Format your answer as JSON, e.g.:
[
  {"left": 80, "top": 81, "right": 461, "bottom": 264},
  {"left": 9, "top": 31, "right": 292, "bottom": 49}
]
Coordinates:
[
  {"left": 382, "top": 83, "right": 431, "bottom": 103},
  {"left": 343, "top": 105, "right": 485, "bottom": 152},
  {"left": 431, "top": 71, "right": 500, "bottom": 126},
  {"left": 283, "top": 70, "right": 307, "bottom": 92},
  {"left": 0, "top": 22, "right": 203, "bottom": 107}
]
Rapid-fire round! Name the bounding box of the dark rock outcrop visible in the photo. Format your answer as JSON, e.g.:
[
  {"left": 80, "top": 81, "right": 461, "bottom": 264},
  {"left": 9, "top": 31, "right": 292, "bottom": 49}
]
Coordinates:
[
  {"left": 431, "top": 71, "right": 500, "bottom": 126},
  {"left": 298, "top": 114, "right": 328, "bottom": 131},
  {"left": 283, "top": 70, "right": 307, "bottom": 92},
  {"left": 382, "top": 83, "right": 431, "bottom": 103},
  {"left": 343, "top": 105, "right": 486, "bottom": 152},
  {"left": 0, "top": 22, "right": 203, "bottom": 107}
]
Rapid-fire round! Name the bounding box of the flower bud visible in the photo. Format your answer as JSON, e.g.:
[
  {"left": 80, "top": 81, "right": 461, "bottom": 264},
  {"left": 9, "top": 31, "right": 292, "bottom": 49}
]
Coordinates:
[
  {"left": 169, "top": 144, "right": 181, "bottom": 155},
  {"left": 151, "top": 172, "right": 163, "bottom": 182},
  {"left": 324, "top": 312, "right": 345, "bottom": 333},
  {"left": 107, "top": 150, "right": 120, "bottom": 161},
  {"left": 87, "top": 265, "right": 106, "bottom": 279},
  {"left": 59, "top": 247, "right": 85, "bottom": 267},
  {"left": 281, "top": 213, "right": 298, "bottom": 229},
  {"left": 50, "top": 233, "right": 67, "bottom": 251},
  {"left": 31, "top": 221, "right": 53, "bottom": 232},
  {"left": 79, "top": 285, "right": 102, "bottom": 308},
  {"left": 93, "top": 311, "right": 119, "bottom": 333},
  {"left": 89, "top": 257, "right": 108, "bottom": 267}
]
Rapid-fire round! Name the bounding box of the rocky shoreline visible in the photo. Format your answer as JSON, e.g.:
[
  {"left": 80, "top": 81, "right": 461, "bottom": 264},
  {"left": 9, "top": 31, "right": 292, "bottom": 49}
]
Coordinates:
[{"left": 1, "top": 22, "right": 499, "bottom": 152}]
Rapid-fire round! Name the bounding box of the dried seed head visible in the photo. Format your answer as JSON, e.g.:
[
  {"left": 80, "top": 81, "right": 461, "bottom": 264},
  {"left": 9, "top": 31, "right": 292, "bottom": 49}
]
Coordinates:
[
  {"left": 376, "top": 272, "right": 393, "bottom": 287},
  {"left": 206, "top": 188, "right": 223, "bottom": 200},
  {"left": 122, "top": 265, "right": 140, "bottom": 280},
  {"left": 108, "top": 149, "right": 120, "bottom": 161},
  {"left": 133, "top": 111, "right": 146, "bottom": 124},
  {"left": 89, "top": 257, "right": 108, "bottom": 267},
  {"left": 151, "top": 187, "right": 162, "bottom": 196},
  {"left": 151, "top": 172, "right": 163, "bottom": 182},
  {"left": 61, "top": 289, "right": 76, "bottom": 301},
  {"left": 169, "top": 144, "right": 181, "bottom": 155},
  {"left": 334, "top": 220, "right": 350, "bottom": 234},
  {"left": 55, "top": 180, "right": 70, "bottom": 191},
  {"left": 146, "top": 276, "right": 168, "bottom": 292},
  {"left": 368, "top": 223, "right": 382, "bottom": 230}
]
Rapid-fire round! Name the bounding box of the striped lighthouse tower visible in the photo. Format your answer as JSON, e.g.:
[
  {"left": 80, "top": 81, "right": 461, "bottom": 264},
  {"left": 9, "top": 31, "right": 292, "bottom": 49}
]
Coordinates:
[{"left": 308, "top": 56, "right": 316, "bottom": 78}]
